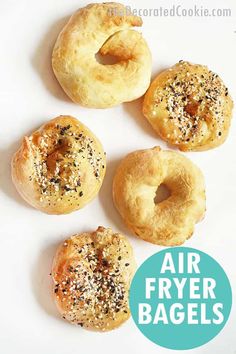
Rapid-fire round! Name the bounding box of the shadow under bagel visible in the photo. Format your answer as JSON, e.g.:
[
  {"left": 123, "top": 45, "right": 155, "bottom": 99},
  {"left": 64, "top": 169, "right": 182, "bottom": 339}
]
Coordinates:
[
  {"left": 31, "top": 241, "right": 60, "bottom": 321},
  {"left": 98, "top": 157, "right": 135, "bottom": 239},
  {"left": 31, "top": 15, "right": 71, "bottom": 102},
  {"left": 123, "top": 97, "right": 158, "bottom": 139},
  {"left": 0, "top": 143, "right": 30, "bottom": 209}
]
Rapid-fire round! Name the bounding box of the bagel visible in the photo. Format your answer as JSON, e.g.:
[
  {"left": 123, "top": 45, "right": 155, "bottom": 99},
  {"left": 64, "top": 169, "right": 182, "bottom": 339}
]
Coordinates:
[
  {"left": 113, "top": 147, "right": 206, "bottom": 246},
  {"left": 52, "top": 2, "right": 152, "bottom": 108},
  {"left": 11, "top": 116, "right": 106, "bottom": 214},
  {"left": 52, "top": 226, "right": 136, "bottom": 331},
  {"left": 143, "top": 61, "right": 233, "bottom": 151}
]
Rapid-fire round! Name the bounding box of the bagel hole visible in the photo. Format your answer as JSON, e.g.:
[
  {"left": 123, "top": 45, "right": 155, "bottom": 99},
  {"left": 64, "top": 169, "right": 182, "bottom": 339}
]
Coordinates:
[
  {"left": 95, "top": 52, "right": 119, "bottom": 65},
  {"left": 154, "top": 184, "right": 171, "bottom": 204}
]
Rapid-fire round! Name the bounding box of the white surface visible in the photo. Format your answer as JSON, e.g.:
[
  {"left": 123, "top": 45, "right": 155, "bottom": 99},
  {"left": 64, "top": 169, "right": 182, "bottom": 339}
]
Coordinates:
[{"left": 0, "top": 0, "right": 236, "bottom": 353}]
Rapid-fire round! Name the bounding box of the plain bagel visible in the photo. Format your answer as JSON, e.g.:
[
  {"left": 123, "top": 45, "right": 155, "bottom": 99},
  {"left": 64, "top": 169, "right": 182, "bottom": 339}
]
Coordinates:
[
  {"left": 113, "top": 147, "right": 206, "bottom": 246},
  {"left": 52, "top": 2, "right": 152, "bottom": 108}
]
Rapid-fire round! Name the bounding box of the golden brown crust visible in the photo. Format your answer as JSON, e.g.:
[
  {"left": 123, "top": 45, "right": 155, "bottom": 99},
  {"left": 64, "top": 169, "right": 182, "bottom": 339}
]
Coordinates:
[
  {"left": 143, "top": 61, "right": 233, "bottom": 151},
  {"left": 113, "top": 147, "right": 206, "bottom": 246},
  {"left": 52, "top": 226, "right": 136, "bottom": 331},
  {"left": 52, "top": 2, "right": 152, "bottom": 108},
  {"left": 11, "top": 116, "right": 106, "bottom": 214}
]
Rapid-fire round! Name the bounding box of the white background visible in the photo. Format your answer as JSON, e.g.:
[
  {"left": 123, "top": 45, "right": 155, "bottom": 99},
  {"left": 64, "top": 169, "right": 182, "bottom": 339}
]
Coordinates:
[{"left": 0, "top": 0, "right": 236, "bottom": 353}]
